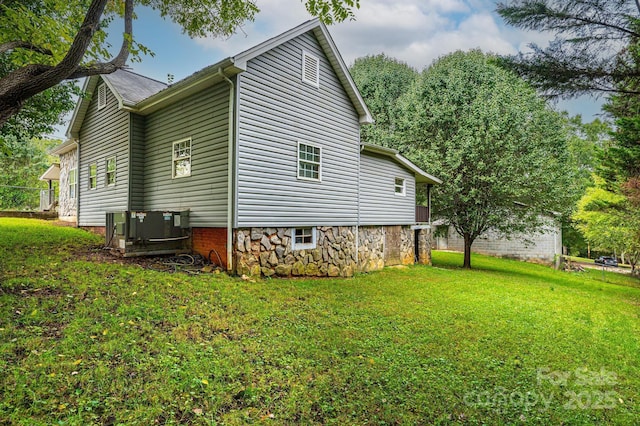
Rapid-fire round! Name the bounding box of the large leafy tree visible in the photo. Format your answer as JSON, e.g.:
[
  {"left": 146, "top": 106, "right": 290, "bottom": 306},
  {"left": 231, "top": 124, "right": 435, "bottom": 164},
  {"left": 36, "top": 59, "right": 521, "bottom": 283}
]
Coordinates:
[
  {"left": 349, "top": 54, "right": 417, "bottom": 146},
  {"left": 397, "top": 50, "right": 574, "bottom": 268},
  {"left": 0, "top": 0, "right": 360, "bottom": 128},
  {"left": 562, "top": 115, "right": 612, "bottom": 257},
  {"left": 0, "top": 136, "right": 58, "bottom": 209},
  {"left": 573, "top": 178, "right": 640, "bottom": 274},
  {"left": 496, "top": 0, "right": 640, "bottom": 97}
]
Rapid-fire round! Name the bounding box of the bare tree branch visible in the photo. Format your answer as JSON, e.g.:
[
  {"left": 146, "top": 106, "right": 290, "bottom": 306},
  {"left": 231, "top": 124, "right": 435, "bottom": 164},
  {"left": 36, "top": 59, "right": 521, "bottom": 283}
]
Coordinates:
[{"left": 0, "top": 0, "right": 134, "bottom": 128}]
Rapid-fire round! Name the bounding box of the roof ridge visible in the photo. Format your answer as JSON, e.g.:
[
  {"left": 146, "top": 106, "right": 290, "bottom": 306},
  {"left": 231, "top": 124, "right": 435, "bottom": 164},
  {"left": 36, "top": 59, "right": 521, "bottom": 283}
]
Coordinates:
[{"left": 112, "top": 68, "right": 168, "bottom": 86}]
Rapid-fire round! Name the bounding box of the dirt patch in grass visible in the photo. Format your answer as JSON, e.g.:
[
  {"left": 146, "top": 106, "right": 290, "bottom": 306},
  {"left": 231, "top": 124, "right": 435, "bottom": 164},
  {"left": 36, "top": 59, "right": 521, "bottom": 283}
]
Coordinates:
[{"left": 74, "top": 245, "right": 224, "bottom": 275}]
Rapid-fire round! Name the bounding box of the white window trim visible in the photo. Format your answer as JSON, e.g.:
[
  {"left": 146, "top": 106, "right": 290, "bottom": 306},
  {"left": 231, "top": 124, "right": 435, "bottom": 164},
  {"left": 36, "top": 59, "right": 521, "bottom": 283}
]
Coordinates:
[
  {"left": 301, "top": 50, "right": 320, "bottom": 88},
  {"left": 291, "top": 227, "right": 317, "bottom": 250},
  {"left": 172, "top": 137, "right": 192, "bottom": 179},
  {"left": 297, "top": 141, "right": 322, "bottom": 182},
  {"left": 394, "top": 177, "right": 406, "bottom": 196},
  {"left": 97, "top": 83, "right": 106, "bottom": 110},
  {"left": 88, "top": 163, "right": 97, "bottom": 190},
  {"left": 69, "top": 168, "right": 77, "bottom": 199},
  {"left": 105, "top": 156, "right": 116, "bottom": 187}
]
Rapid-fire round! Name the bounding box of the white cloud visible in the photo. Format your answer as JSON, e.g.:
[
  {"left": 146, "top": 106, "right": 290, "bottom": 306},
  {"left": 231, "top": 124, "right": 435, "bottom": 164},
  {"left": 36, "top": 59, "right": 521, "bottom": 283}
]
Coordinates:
[{"left": 193, "top": 0, "right": 543, "bottom": 72}]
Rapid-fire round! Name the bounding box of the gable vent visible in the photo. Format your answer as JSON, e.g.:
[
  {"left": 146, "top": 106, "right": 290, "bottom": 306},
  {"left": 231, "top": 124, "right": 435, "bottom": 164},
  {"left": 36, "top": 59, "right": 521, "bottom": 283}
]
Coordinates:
[
  {"left": 97, "top": 83, "right": 107, "bottom": 110},
  {"left": 302, "top": 51, "right": 320, "bottom": 87}
]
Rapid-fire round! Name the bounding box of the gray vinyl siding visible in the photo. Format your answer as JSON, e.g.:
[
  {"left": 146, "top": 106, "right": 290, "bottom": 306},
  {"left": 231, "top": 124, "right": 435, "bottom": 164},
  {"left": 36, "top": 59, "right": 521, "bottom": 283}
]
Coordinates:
[
  {"left": 359, "top": 152, "right": 416, "bottom": 225},
  {"left": 129, "top": 114, "right": 145, "bottom": 211},
  {"left": 236, "top": 31, "right": 360, "bottom": 227},
  {"left": 78, "top": 79, "right": 130, "bottom": 226},
  {"left": 143, "top": 84, "right": 229, "bottom": 227}
]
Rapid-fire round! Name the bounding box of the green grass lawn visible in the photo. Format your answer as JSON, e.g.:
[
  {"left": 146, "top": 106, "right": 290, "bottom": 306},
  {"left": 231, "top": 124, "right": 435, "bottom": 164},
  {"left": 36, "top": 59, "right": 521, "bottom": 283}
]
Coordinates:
[{"left": 1, "top": 218, "right": 639, "bottom": 425}]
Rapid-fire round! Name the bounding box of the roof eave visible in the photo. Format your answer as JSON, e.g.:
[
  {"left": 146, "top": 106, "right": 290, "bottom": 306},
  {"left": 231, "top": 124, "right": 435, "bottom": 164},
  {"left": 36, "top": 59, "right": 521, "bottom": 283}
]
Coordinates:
[
  {"left": 232, "top": 19, "right": 373, "bottom": 125},
  {"left": 312, "top": 24, "right": 373, "bottom": 124},
  {"left": 39, "top": 163, "right": 60, "bottom": 181},
  {"left": 50, "top": 139, "right": 78, "bottom": 156},
  {"left": 65, "top": 76, "right": 98, "bottom": 140},
  {"left": 360, "top": 143, "right": 442, "bottom": 185},
  {"left": 132, "top": 59, "right": 242, "bottom": 115}
]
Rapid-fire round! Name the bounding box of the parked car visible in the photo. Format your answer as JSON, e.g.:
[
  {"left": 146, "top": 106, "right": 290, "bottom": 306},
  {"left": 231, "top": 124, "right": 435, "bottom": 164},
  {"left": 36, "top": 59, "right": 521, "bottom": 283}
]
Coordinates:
[{"left": 595, "top": 256, "right": 618, "bottom": 267}]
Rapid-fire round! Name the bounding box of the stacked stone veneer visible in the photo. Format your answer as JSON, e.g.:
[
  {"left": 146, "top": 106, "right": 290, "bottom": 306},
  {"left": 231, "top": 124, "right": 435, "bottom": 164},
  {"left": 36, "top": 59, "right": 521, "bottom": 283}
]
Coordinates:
[
  {"left": 234, "top": 225, "right": 433, "bottom": 277},
  {"left": 58, "top": 149, "right": 77, "bottom": 220},
  {"left": 234, "top": 227, "right": 358, "bottom": 278},
  {"left": 357, "top": 226, "right": 385, "bottom": 272}
]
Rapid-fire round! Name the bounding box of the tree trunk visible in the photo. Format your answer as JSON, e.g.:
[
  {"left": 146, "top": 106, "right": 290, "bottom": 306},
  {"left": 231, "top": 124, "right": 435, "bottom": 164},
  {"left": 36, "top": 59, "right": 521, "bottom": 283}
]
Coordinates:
[
  {"left": 0, "top": 0, "right": 132, "bottom": 128},
  {"left": 463, "top": 233, "right": 472, "bottom": 269}
]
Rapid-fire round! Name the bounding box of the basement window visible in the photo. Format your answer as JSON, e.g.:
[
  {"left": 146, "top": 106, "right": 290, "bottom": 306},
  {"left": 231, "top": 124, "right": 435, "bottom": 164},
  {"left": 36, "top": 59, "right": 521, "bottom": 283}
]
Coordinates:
[
  {"left": 394, "top": 177, "right": 406, "bottom": 196},
  {"left": 292, "top": 227, "right": 317, "bottom": 250},
  {"left": 97, "top": 83, "right": 106, "bottom": 110},
  {"left": 172, "top": 138, "right": 192, "bottom": 178},
  {"left": 106, "top": 156, "right": 116, "bottom": 186},
  {"left": 302, "top": 51, "right": 320, "bottom": 87}
]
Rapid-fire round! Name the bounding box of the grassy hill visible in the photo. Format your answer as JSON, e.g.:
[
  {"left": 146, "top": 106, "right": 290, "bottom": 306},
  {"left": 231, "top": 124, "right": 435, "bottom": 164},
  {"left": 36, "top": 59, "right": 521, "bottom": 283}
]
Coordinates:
[{"left": 1, "top": 218, "right": 638, "bottom": 424}]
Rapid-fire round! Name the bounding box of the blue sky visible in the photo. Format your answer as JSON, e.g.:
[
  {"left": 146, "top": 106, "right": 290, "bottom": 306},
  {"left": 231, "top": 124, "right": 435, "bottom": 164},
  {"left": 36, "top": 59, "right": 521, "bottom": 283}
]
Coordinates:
[{"left": 54, "top": 0, "right": 604, "bottom": 138}]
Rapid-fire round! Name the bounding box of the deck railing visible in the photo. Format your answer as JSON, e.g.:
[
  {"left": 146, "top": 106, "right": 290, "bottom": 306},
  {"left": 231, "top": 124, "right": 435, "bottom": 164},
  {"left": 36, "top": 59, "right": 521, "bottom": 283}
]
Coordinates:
[
  {"left": 415, "top": 205, "right": 429, "bottom": 223},
  {"left": 39, "top": 189, "right": 56, "bottom": 211}
]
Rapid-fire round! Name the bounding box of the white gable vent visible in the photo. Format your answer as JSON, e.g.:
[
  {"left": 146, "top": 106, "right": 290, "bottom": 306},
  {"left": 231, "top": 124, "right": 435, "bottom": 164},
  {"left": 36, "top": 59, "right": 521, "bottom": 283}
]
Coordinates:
[
  {"left": 302, "top": 51, "right": 320, "bottom": 87},
  {"left": 97, "top": 83, "right": 107, "bottom": 110}
]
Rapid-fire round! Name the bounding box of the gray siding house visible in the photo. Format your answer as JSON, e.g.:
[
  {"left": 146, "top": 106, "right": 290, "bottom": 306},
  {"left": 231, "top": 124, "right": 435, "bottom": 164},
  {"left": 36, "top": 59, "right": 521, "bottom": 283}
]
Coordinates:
[{"left": 53, "top": 19, "right": 441, "bottom": 277}]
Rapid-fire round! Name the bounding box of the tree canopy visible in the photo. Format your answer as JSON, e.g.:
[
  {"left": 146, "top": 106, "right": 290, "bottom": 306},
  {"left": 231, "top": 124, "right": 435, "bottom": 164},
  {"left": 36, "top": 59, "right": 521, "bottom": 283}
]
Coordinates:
[
  {"left": 0, "top": 0, "right": 361, "bottom": 128},
  {"left": 573, "top": 177, "right": 640, "bottom": 273},
  {"left": 496, "top": 0, "right": 640, "bottom": 97},
  {"left": 349, "top": 54, "right": 417, "bottom": 146},
  {"left": 396, "top": 50, "right": 574, "bottom": 268}
]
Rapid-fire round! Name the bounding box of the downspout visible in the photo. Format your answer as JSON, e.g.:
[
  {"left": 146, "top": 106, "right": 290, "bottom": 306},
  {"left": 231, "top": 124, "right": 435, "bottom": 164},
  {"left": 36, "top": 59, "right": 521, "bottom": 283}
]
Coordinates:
[
  {"left": 219, "top": 69, "right": 235, "bottom": 273},
  {"left": 427, "top": 184, "right": 432, "bottom": 226},
  {"left": 356, "top": 142, "right": 363, "bottom": 269},
  {"left": 74, "top": 141, "right": 80, "bottom": 228}
]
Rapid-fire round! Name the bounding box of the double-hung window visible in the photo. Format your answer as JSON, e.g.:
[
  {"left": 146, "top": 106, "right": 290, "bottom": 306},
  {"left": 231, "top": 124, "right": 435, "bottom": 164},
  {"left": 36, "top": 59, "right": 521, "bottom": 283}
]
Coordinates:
[
  {"left": 298, "top": 142, "right": 321, "bottom": 181},
  {"left": 106, "top": 156, "right": 116, "bottom": 186},
  {"left": 394, "top": 177, "right": 406, "bottom": 196},
  {"left": 69, "top": 168, "right": 77, "bottom": 199},
  {"left": 173, "top": 138, "right": 191, "bottom": 178},
  {"left": 89, "top": 163, "right": 97, "bottom": 190}
]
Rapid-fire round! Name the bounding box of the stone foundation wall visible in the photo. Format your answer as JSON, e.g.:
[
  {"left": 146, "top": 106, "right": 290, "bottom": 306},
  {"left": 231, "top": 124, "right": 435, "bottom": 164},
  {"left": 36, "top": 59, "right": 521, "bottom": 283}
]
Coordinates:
[
  {"left": 357, "top": 226, "right": 385, "bottom": 272},
  {"left": 234, "top": 225, "right": 433, "bottom": 278},
  {"left": 234, "top": 226, "right": 357, "bottom": 277},
  {"left": 400, "top": 226, "right": 414, "bottom": 265},
  {"left": 417, "top": 227, "right": 432, "bottom": 265},
  {"left": 58, "top": 149, "right": 77, "bottom": 220}
]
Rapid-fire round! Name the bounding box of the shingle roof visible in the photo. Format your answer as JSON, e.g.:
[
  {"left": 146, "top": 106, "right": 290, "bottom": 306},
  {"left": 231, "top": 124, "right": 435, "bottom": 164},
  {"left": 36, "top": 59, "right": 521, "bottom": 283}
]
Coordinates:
[{"left": 102, "top": 70, "right": 167, "bottom": 105}]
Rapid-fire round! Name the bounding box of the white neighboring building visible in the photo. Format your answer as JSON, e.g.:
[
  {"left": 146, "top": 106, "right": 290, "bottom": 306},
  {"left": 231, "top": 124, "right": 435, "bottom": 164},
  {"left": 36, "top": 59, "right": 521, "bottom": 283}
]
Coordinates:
[{"left": 433, "top": 222, "right": 562, "bottom": 264}]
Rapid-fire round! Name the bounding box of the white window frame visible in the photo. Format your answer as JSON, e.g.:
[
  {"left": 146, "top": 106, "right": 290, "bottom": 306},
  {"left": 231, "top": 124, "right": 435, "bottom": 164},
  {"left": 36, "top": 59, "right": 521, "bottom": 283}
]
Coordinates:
[
  {"left": 97, "top": 83, "right": 106, "bottom": 110},
  {"left": 69, "top": 168, "right": 77, "bottom": 199},
  {"left": 88, "top": 162, "right": 97, "bottom": 190},
  {"left": 291, "top": 227, "right": 317, "bottom": 250},
  {"left": 297, "top": 141, "right": 321, "bottom": 182},
  {"left": 394, "top": 177, "right": 406, "bottom": 196},
  {"left": 301, "top": 51, "right": 320, "bottom": 88},
  {"left": 172, "top": 138, "right": 192, "bottom": 178},
  {"left": 105, "top": 156, "right": 116, "bottom": 187}
]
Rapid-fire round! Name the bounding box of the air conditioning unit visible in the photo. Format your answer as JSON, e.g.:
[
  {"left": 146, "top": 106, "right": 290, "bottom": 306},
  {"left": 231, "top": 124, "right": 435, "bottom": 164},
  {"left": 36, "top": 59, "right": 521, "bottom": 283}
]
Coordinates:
[{"left": 106, "top": 210, "right": 190, "bottom": 257}]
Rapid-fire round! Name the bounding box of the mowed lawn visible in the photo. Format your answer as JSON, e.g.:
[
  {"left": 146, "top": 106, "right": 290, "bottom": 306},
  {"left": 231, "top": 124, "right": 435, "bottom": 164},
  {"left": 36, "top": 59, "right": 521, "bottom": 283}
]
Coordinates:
[{"left": 1, "top": 219, "right": 639, "bottom": 425}]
